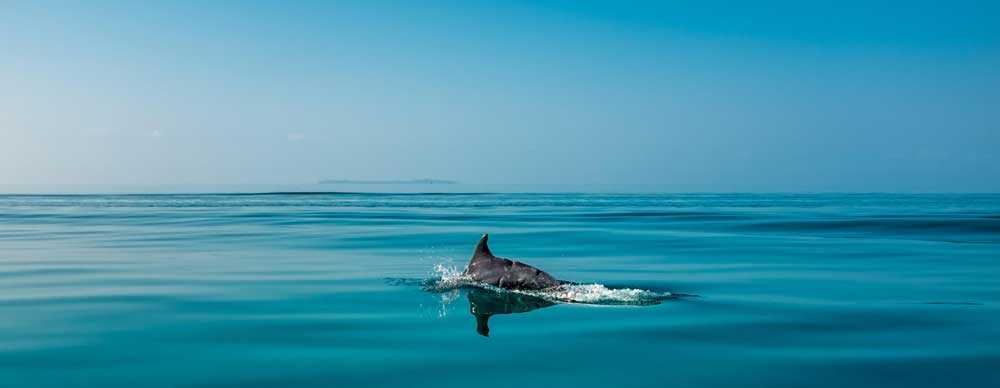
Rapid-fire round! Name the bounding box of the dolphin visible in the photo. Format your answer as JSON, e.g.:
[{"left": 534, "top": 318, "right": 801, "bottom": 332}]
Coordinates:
[{"left": 463, "top": 234, "right": 561, "bottom": 290}]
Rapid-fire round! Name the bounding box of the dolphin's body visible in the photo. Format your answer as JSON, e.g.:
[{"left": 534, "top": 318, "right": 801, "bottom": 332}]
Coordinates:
[{"left": 463, "top": 234, "right": 560, "bottom": 290}]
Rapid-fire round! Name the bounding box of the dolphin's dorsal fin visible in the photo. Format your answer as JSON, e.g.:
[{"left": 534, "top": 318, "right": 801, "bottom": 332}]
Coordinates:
[{"left": 473, "top": 234, "right": 494, "bottom": 258}]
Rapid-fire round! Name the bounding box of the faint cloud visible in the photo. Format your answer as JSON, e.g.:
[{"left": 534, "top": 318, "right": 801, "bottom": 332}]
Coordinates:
[
  {"left": 83, "top": 127, "right": 116, "bottom": 136},
  {"left": 287, "top": 133, "right": 306, "bottom": 141},
  {"left": 149, "top": 130, "right": 162, "bottom": 139}
]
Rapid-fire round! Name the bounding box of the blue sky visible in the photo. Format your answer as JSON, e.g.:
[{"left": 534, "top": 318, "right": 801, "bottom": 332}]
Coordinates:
[{"left": 2, "top": 1, "right": 998, "bottom": 191}]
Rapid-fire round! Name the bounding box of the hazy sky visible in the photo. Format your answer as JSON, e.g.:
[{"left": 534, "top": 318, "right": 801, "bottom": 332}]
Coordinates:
[{"left": 2, "top": 1, "right": 998, "bottom": 191}]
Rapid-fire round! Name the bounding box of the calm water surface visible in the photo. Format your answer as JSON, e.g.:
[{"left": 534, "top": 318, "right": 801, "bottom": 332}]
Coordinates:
[{"left": 1, "top": 193, "right": 998, "bottom": 387}]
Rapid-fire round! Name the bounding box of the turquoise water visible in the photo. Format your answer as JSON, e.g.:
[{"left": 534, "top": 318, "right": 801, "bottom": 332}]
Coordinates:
[{"left": 1, "top": 193, "right": 998, "bottom": 387}]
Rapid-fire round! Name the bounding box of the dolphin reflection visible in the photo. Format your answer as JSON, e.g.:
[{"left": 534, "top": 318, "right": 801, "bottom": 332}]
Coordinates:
[{"left": 467, "top": 288, "right": 555, "bottom": 337}]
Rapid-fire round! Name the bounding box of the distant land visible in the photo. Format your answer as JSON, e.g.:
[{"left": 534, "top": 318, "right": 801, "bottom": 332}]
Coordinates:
[{"left": 317, "top": 179, "right": 458, "bottom": 185}]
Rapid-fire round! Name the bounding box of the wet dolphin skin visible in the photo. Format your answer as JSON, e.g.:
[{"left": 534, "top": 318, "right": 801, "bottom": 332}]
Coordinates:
[{"left": 463, "top": 234, "right": 560, "bottom": 290}]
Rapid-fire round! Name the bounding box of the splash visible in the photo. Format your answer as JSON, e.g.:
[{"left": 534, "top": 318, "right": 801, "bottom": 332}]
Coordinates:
[
  {"left": 421, "top": 263, "right": 673, "bottom": 306},
  {"left": 422, "top": 263, "right": 472, "bottom": 291}
]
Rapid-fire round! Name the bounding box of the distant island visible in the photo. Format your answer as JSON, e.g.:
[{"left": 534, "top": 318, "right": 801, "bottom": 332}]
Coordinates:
[{"left": 317, "top": 179, "right": 458, "bottom": 185}]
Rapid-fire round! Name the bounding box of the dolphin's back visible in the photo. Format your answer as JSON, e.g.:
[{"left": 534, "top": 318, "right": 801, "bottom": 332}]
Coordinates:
[{"left": 464, "top": 234, "right": 560, "bottom": 290}]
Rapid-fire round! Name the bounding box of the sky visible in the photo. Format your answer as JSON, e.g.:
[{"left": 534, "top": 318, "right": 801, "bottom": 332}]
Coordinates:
[{"left": 1, "top": 0, "right": 998, "bottom": 192}]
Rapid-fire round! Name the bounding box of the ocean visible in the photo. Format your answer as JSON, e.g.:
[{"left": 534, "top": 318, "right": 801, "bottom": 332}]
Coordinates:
[{"left": 1, "top": 192, "right": 998, "bottom": 387}]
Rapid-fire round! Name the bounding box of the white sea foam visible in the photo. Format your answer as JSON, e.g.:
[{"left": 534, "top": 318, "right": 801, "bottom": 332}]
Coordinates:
[{"left": 534, "top": 283, "right": 669, "bottom": 305}]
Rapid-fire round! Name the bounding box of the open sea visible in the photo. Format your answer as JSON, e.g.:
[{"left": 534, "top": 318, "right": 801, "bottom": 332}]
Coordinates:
[{"left": 1, "top": 192, "right": 998, "bottom": 387}]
